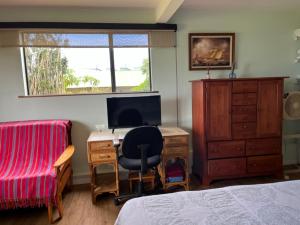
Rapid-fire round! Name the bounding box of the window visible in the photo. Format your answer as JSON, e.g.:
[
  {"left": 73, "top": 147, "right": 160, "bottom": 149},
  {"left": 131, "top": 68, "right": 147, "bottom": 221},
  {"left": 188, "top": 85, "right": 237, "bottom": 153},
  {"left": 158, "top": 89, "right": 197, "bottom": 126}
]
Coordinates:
[{"left": 22, "top": 33, "right": 151, "bottom": 96}]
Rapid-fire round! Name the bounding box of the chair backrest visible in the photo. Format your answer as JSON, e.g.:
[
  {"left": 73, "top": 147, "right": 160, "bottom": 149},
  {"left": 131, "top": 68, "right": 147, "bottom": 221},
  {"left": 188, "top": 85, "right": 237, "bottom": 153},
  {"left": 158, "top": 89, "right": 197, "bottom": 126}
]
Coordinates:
[{"left": 121, "top": 126, "right": 163, "bottom": 159}]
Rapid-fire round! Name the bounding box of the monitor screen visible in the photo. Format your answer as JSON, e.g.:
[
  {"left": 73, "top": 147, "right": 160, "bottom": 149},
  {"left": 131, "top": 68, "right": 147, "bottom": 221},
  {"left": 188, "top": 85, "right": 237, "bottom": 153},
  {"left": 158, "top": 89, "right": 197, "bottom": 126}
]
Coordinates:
[{"left": 107, "top": 95, "right": 161, "bottom": 129}]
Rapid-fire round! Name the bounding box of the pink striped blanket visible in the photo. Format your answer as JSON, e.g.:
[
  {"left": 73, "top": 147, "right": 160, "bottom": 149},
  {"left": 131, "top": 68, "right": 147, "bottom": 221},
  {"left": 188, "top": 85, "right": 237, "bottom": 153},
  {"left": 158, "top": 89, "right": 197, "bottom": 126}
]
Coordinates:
[{"left": 0, "top": 120, "right": 71, "bottom": 209}]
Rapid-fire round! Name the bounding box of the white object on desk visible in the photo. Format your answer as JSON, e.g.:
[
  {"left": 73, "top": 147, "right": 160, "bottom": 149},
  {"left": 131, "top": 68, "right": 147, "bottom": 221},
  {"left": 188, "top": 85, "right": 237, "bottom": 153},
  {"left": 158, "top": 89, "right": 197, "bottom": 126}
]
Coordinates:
[{"left": 95, "top": 124, "right": 106, "bottom": 132}]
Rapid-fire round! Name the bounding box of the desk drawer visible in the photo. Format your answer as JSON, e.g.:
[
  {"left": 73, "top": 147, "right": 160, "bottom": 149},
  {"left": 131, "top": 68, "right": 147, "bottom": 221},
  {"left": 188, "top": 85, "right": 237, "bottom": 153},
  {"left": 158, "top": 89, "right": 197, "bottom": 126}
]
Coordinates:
[
  {"left": 163, "top": 146, "right": 188, "bottom": 155},
  {"left": 208, "top": 141, "right": 245, "bottom": 159},
  {"left": 208, "top": 158, "right": 246, "bottom": 177},
  {"left": 91, "top": 152, "right": 116, "bottom": 162},
  {"left": 164, "top": 136, "right": 188, "bottom": 147},
  {"left": 90, "top": 141, "right": 113, "bottom": 151},
  {"left": 232, "top": 81, "right": 257, "bottom": 93},
  {"left": 246, "top": 138, "right": 281, "bottom": 156},
  {"left": 232, "top": 93, "right": 257, "bottom": 105}
]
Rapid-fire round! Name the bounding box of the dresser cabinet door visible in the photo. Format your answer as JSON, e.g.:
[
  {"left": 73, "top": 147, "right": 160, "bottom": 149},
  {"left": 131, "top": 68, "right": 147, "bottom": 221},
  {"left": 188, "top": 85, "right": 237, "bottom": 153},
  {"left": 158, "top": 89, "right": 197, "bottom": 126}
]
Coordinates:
[
  {"left": 257, "top": 80, "right": 283, "bottom": 137},
  {"left": 206, "top": 82, "right": 232, "bottom": 141}
]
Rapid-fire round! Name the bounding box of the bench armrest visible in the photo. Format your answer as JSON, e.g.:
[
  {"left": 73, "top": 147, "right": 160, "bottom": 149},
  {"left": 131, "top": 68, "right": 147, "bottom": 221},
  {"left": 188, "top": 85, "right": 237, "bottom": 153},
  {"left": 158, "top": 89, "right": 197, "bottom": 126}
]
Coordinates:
[{"left": 54, "top": 145, "right": 75, "bottom": 168}]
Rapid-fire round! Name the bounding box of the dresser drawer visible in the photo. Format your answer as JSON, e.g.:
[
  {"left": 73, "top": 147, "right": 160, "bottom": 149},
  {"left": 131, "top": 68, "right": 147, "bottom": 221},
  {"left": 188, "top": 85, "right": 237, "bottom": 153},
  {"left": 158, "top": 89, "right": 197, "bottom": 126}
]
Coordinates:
[
  {"left": 232, "top": 81, "right": 257, "bottom": 93},
  {"left": 90, "top": 152, "right": 116, "bottom": 162},
  {"left": 208, "top": 141, "right": 245, "bottom": 159},
  {"left": 208, "top": 158, "right": 246, "bottom": 177},
  {"left": 247, "top": 155, "right": 282, "bottom": 173},
  {"left": 163, "top": 146, "right": 188, "bottom": 155},
  {"left": 232, "top": 93, "right": 257, "bottom": 105},
  {"left": 164, "top": 136, "right": 188, "bottom": 147},
  {"left": 232, "top": 122, "right": 256, "bottom": 139},
  {"left": 246, "top": 138, "right": 281, "bottom": 156},
  {"left": 90, "top": 141, "right": 113, "bottom": 151},
  {"left": 232, "top": 106, "right": 257, "bottom": 123}
]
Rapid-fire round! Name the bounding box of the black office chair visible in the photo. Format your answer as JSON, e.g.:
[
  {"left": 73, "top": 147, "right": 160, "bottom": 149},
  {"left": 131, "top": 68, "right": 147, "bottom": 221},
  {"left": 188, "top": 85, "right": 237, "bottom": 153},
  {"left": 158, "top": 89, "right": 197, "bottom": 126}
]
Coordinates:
[{"left": 114, "top": 126, "right": 163, "bottom": 205}]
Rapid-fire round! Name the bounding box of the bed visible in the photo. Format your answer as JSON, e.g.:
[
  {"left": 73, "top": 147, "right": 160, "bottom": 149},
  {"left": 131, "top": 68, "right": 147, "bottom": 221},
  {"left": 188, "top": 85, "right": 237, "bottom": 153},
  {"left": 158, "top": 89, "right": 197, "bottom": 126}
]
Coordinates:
[{"left": 115, "top": 180, "right": 300, "bottom": 225}]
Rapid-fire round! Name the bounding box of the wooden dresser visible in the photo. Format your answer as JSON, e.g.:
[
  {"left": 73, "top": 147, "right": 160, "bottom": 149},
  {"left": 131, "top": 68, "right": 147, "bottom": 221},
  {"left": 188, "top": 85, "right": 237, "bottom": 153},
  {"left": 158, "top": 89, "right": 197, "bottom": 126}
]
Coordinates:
[{"left": 191, "top": 77, "right": 287, "bottom": 185}]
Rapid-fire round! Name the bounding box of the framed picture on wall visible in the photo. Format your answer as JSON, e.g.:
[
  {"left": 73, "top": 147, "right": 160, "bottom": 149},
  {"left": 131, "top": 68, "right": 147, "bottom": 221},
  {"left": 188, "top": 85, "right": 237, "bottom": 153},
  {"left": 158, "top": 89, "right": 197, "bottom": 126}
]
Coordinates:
[{"left": 189, "top": 33, "right": 235, "bottom": 70}]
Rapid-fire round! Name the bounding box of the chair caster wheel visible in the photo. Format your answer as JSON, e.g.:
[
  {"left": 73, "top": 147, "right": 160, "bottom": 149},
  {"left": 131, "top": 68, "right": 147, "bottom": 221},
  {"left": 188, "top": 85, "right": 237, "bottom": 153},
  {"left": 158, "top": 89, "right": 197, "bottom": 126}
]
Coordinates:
[{"left": 114, "top": 198, "right": 120, "bottom": 206}]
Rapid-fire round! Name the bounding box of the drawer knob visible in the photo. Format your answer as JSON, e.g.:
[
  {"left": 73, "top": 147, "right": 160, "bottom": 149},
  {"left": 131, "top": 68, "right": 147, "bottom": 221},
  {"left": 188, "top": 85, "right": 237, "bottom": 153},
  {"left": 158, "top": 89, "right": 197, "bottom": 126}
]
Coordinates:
[
  {"left": 97, "top": 155, "right": 110, "bottom": 159},
  {"left": 243, "top": 125, "right": 248, "bottom": 129}
]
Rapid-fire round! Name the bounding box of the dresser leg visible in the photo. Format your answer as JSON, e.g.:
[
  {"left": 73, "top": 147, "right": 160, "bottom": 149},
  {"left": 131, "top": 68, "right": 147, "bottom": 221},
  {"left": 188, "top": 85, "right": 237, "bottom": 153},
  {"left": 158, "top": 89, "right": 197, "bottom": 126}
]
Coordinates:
[
  {"left": 201, "top": 176, "right": 211, "bottom": 186},
  {"left": 273, "top": 171, "right": 284, "bottom": 180}
]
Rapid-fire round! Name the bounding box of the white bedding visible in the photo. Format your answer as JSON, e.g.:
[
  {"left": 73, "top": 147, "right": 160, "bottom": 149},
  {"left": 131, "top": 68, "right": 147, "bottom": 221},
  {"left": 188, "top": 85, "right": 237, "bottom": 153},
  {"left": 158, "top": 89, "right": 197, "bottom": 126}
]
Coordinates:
[{"left": 115, "top": 180, "right": 300, "bottom": 225}]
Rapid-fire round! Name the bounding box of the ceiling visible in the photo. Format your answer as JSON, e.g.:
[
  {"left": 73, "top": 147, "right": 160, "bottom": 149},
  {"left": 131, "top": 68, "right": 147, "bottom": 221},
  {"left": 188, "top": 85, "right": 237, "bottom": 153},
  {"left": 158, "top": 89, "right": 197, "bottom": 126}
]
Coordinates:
[
  {"left": 0, "top": 0, "right": 299, "bottom": 9},
  {"left": 183, "top": 0, "right": 300, "bottom": 10},
  {"left": 0, "top": 0, "right": 160, "bottom": 8},
  {"left": 0, "top": 0, "right": 298, "bottom": 23}
]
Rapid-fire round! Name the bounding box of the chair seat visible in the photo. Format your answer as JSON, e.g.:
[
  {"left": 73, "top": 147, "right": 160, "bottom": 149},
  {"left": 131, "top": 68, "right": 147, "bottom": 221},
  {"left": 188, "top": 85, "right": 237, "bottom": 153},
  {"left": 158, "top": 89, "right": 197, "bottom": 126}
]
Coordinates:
[{"left": 118, "top": 155, "right": 161, "bottom": 170}]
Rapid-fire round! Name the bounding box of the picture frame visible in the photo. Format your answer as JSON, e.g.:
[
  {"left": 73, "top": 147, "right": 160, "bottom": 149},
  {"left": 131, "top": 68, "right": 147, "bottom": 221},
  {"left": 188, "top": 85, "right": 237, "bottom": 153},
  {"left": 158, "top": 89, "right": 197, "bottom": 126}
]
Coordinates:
[{"left": 189, "top": 33, "right": 235, "bottom": 70}]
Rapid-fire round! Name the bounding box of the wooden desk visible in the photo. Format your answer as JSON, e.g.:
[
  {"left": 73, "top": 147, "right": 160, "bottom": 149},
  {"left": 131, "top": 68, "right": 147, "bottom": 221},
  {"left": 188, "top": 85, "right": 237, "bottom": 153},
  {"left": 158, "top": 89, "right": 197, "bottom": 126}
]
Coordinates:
[{"left": 87, "top": 127, "right": 189, "bottom": 203}]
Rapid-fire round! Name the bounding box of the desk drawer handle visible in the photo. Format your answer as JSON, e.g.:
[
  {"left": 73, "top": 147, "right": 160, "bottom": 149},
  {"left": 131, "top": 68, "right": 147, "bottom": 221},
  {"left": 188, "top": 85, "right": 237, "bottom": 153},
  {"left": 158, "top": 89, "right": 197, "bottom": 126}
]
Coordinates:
[
  {"left": 102, "top": 144, "right": 111, "bottom": 147},
  {"left": 168, "top": 138, "right": 180, "bottom": 142},
  {"left": 95, "top": 154, "right": 111, "bottom": 159}
]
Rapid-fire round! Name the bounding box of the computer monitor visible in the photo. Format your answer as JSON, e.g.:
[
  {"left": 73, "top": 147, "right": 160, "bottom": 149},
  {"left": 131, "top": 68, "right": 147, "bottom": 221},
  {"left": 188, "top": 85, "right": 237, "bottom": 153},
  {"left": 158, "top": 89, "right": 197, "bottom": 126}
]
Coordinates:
[{"left": 107, "top": 95, "right": 161, "bottom": 129}]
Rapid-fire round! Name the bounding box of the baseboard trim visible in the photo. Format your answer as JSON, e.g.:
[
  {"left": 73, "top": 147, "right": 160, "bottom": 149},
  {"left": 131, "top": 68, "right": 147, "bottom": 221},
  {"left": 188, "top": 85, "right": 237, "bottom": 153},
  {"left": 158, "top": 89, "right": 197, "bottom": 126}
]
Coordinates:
[
  {"left": 73, "top": 173, "right": 90, "bottom": 185},
  {"left": 73, "top": 171, "right": 129, "bottom": 185}
]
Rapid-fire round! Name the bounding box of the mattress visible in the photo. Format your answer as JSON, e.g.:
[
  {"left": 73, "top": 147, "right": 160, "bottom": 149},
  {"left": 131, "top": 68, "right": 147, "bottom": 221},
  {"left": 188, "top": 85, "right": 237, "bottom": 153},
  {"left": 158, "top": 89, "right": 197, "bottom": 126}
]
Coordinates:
[{"left": 115, "top": 180, "right": 300, "bottom": 225}]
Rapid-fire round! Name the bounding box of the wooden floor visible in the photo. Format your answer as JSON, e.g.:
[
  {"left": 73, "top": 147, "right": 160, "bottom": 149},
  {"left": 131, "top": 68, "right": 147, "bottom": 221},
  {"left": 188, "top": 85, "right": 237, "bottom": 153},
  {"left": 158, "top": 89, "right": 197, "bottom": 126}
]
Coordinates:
[{"left": 1, "top": 169, "right": 299, "bottom": 225}]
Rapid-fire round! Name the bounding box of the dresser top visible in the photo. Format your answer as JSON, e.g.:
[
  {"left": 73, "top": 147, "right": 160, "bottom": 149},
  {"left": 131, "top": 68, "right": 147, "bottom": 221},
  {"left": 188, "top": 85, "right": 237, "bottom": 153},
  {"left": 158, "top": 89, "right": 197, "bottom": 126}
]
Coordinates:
[
  {"left": 190, "top": 76, "right": 289, "bottom": 82},
  {"left": 87, "top": 127, "right": 189, "bottom": 142}
]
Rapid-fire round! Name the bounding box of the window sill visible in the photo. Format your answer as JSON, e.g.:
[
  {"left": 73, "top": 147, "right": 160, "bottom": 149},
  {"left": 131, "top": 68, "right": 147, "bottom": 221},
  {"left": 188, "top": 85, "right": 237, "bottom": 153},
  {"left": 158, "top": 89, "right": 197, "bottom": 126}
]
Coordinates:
[{"left": 18, "top": 91, "right": 159, "bottom": 98}]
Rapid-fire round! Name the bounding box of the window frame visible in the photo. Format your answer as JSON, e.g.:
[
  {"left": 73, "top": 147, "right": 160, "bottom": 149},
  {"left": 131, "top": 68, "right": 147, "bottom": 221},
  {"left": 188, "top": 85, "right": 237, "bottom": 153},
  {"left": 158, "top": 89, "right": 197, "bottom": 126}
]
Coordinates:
[{"left": 21, "top": 33, "right": 152, "bottom": 96}]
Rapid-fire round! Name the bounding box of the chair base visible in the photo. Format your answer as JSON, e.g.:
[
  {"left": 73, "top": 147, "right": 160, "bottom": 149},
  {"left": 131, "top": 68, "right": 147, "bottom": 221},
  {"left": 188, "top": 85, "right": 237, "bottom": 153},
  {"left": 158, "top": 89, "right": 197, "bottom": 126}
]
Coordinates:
[{"left": 114, "top": 169, "right": 164, "bottom": 206}]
